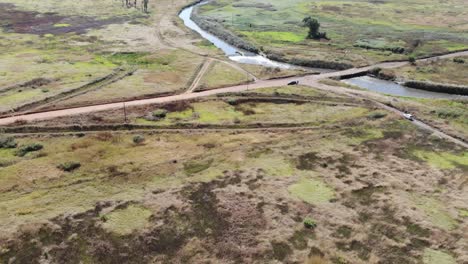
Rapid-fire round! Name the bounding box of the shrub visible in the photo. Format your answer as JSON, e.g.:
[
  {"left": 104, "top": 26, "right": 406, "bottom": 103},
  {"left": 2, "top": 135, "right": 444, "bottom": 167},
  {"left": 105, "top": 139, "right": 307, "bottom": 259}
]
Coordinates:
[
  {"left": 453, "top": 57, "right": 465, "bottom": 64},
  {"left": 369, "top": 67, "right": 382, "bottom": 76},
  {"left": 226, "top": 98, "right": 238, "bottom": 105},
  {"left": 133, "top": 135, "right": 145, "bottom": 144},
  {"left": 0, "top": 137, "right": 17, "bottom": 149},
  {"left": 303, "top": 217, "right": 317, "bottom": 229},
  {"left": 15, "top": 143, "right": 43, "bottom": 157},
  {"left": 408, "top": 56, "right": 416, "bottom": 64},
  {"left": 152, "top": 109, "right": 168, "bottom": 119},
  {"left": 368, "top": 112, "right": 387, "bottom": 119},
  {"left": 57, "top": 162, "right": 81, "bottom": 172}
]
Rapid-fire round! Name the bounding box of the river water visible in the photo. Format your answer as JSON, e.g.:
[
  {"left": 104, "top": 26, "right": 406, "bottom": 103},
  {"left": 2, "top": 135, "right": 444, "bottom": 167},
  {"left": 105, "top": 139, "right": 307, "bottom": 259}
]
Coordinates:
[
  {"left": 179, "top": 3, "right": 327, "bottom": 70},
  {"left": 343, "top": 76, "right": 468, "bottom": 100}
]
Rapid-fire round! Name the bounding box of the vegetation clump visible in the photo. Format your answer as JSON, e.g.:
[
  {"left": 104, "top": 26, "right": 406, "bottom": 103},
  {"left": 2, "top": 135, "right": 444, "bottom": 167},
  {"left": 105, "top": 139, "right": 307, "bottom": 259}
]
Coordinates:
[
  {"left": 183, "top": 159, "right": 213, "bottom": 175},
  {"left": 133, "top": 135, "right": 146, "bottom": 144},
  {"left": 368, "top": 111, "right": 387, "bottom": 119},
  {"left": 0, "top": 137, "right": 17, "bottom": 149},
  {"left": 303, "top": 217, "right": 317, "bottom": 229},
  {"left": 152, "top": 109, "right": 168, "bottom": 119},
  {"left": 57, "top": 162, "right": 81, "bottom": 172},
  {"left": 15, "top": 143, "right": 43, "bottom": 157},
  {"left": 453, "top": 57, "right": 465, "bottom": 64},
  {"left": 303, "top": 17, "right": 328, "bottom": 40}
]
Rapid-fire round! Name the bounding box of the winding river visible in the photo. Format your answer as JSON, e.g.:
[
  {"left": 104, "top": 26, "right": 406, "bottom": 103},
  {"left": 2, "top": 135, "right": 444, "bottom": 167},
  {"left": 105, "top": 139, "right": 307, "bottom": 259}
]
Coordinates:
[
  {"left": 179, "top": 2, "right": 327, "bottom": 71},
  {"left": 180, "top": 2, "right": 467, "bottom": 99}
]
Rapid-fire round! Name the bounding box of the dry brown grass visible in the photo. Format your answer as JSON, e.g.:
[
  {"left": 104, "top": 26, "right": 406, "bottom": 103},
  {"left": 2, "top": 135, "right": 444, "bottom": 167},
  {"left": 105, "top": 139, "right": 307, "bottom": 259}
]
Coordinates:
[{"left": 305, "top": 256, "right": 329, "bottom": 264}]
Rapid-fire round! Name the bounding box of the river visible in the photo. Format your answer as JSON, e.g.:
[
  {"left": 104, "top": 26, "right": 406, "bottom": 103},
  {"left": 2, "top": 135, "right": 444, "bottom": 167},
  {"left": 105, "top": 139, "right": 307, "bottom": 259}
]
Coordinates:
[
  {"left": 179, "top": 3, "right": 331, "bottom": 71},
  {"left": 343, "top": 76, "right": 468, "bottom": 100},
  {"left": 180, "top": 2, "right": 467, "bottom": 99}
]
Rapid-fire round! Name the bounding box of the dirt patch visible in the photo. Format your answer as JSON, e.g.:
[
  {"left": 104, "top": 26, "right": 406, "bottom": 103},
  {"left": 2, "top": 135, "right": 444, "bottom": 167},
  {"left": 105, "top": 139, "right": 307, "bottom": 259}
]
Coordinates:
[
  {"left": 143, "top": 72, "right": 181, "bottom": 84},
  {"left": 296, "top": 152, "right": 320, "bottom": 170},
  {"left": 0, "top": 3, "right": 129, "bottom": 35}
]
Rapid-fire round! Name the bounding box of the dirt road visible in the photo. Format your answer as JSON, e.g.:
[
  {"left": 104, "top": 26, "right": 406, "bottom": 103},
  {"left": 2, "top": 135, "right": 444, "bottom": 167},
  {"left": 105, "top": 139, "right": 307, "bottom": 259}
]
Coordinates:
[{"left": 1, "top": 51, "right": 467, "bottom": 148}]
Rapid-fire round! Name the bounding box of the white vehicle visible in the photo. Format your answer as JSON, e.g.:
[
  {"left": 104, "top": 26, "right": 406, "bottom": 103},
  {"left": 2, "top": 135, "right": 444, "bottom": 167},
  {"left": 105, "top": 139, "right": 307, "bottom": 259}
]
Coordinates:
[{"left": 403, "top": 113, "right": 414, "bottom": 121}]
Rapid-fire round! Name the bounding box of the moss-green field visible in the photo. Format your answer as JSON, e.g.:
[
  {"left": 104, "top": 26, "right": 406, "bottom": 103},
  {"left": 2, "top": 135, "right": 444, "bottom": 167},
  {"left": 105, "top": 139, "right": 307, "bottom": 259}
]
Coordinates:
[
  {"left": 389, "top": 56, "right": 468, "bottom": 85},
  {"left": 198, "top": 0, "right": 468, "bottom": 66}
]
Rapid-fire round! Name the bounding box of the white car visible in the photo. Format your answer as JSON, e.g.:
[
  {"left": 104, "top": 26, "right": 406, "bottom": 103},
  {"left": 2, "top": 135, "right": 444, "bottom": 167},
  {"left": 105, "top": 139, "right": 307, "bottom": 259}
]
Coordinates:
[{"left": 403, "top": 113, "right": 414, "bottom": 121}]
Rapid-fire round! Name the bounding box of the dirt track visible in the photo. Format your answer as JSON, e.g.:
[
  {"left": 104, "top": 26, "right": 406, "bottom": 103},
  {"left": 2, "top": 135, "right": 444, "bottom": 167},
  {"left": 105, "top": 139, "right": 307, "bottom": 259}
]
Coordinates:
[{"left": 1, "top": 51, "right": 467, "bottom": 148}]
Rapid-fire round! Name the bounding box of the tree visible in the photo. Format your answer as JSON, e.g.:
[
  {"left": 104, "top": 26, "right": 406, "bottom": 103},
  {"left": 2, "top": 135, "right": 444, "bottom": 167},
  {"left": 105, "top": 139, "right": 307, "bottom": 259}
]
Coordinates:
[{"left": 303, "top": 16, "right": 328, "bottom": 40}]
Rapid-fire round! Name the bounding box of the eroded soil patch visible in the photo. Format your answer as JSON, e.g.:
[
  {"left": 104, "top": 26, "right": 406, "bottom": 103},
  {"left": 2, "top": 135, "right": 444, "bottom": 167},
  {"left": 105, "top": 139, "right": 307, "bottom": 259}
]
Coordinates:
[{"left": 0, "top": 3, "right": 129, "bottom": 35}]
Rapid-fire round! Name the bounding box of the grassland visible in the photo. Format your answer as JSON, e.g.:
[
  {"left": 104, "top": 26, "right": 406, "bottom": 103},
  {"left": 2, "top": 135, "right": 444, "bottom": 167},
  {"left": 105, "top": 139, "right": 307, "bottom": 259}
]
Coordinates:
[
  {"left": 1, "top": 0, "right": 468, "bottom": 262},
  {"left": 197, "top": 0, "right": 468, "bottom": 66},
  {"left": 196, "top": 61, "right": 252, "bottom": 91},
  {"left": 390, "top": 97, "right": 468, "bottom": 140},
  {"left": 1, "top": 85, "right": 467, "bottom": 263},
  {"left": 386, "top": 56, "right": 468, "bottom": 85},
  {"left": 0, "top": 0, "right": 253, "bottom": 112}
]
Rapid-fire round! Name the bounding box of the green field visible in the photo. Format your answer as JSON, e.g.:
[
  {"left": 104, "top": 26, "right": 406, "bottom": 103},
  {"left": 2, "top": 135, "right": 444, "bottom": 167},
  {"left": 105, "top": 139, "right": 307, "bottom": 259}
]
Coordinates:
[{"left": 197, "top": 0, "right": 468, "bottom": 66}]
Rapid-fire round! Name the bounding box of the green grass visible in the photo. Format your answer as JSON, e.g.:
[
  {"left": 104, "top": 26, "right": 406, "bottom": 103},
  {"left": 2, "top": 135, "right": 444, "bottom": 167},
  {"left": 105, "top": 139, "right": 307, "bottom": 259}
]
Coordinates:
[
  {"left": 197, "top": 61, "right": 252, "bottom": 91},
  {"left": 249, "top": 85, "right": 324, "bottom": 97},
  {"left": 390, "top": 56, "right": 468, "bottom": 85},
  {"left": 184, "top": 159, "right": 214, "bottom": 175},
  {"left": 411, "top": 195, "right": 457, "bottom": 230},
  {"left": 422, "top": 249, "right": 456, "bottom": 264},
  {"left": 136, "top": 98, "right": 372, "bottom": 127},
  {"left": 245, "top": 154, "right": 295, "bottom": 177},
  {"left": 198, "top": 0, "right": 468, "bottom": 66},
  {"left": 53, "top": 23, "right": 71, "bottom": 28},
  {"left": 240, "top": 31, "right": 306, "bottom": 44},
  {"left": 101, "top": 205, "right": 152, "bottom": 235},
  {"left": 412, "top": 150, "right": 468, "bottom": 170},
  {"left": 459, "top": 209, "right": 468, "bottom": 218},
  {"left": 288, "top": 177, "right": 335, "bottom": 204}
]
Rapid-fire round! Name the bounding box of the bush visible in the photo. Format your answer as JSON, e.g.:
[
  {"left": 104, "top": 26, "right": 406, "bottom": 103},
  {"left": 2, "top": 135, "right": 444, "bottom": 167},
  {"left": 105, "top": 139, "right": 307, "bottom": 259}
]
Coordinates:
[
  {"left": 303, "top": 217, "right": 317, "bottom": 229},
  {"left": 368, "top": 112, "right": 387, "bottom": 119},
  {"left": 287, "top": 58, "right": 353, "bottom": 70},
  {"left": 133, "top": 135, "right": 145, "bottom": 144},
  {"left": 408, "top": 56, "right": 416, "bottom": 64},
  {"left": 369, "top": 67, "right": 382, "bottom": 76},
  {"left": 15, "top": 143, "right": 43, "bottom": 157},
  {"left": 453, "top": 57, "right": 465, "bottom": 64},
  {"left": 0, "top": 137, "right": 17, "bottom": 149},
  {"left": 226, "top": 98, "right": 238, "bottom": 105},
  {"left": 57, "top": 162, "right": 81, "bottom": 172},
  {"left": 152, "top": 109, "right": 168, "bottom": 119}
]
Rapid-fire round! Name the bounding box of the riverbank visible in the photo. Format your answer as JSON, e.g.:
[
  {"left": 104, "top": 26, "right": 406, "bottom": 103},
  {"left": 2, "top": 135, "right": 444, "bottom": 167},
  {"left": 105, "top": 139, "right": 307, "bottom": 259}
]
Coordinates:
[
  {"left": 194, "top": 0, "right": 468, "bottom": 68},
  {"left": 404, "top": 81, "right": 468, "bottom": 96}
]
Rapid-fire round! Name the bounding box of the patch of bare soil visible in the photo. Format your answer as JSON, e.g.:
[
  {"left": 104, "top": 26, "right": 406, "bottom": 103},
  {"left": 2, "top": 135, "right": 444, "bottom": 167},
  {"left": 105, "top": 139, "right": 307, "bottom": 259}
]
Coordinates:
[{"left": 0, "top": 3, "right": 130, "bottom": 35}]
